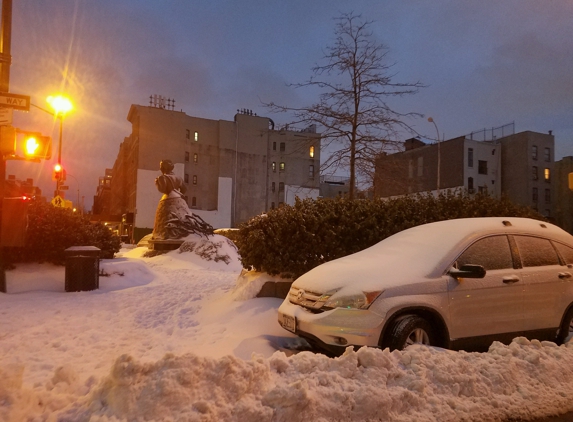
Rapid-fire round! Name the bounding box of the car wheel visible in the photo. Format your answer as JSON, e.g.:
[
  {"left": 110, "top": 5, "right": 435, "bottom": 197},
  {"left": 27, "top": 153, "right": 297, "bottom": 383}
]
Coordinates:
[
  {"left": 382, "top": 315, "right": 436, "bottom": 351},
  {"left": 557, "top": 308, "right": 573, "bottom": 345}
]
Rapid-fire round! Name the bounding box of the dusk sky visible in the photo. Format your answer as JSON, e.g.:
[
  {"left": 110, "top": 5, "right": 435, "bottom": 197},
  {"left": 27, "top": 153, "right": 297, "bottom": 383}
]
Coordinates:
[{"left": 6, "top": 0, "right": 573, "bottom": 209}]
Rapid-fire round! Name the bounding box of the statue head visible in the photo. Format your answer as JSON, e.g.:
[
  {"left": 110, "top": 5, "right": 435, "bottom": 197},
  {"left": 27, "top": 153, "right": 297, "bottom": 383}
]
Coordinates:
[{"left": 160, "top": 159, "right": 175, "bottom": 174}]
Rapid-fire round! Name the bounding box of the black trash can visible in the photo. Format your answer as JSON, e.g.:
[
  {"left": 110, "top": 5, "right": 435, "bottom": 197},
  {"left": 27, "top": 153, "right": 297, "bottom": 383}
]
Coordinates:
[{"left": 65, "top": 246, "right": 100, "bottom": 292}]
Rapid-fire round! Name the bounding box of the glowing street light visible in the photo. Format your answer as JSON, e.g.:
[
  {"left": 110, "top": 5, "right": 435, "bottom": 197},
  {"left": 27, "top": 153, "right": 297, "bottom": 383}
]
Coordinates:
[{"left": 47, "top": 95, "right": 73, "bottom": 196}]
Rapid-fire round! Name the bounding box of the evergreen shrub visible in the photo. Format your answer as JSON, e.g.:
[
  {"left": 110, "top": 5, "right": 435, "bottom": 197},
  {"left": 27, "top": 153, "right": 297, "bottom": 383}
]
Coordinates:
[
  {"left": 234, "top": 192, "right": 544, "bottom": 279},
  {"left": 4, "top": 200, "right": 121, "bottom": 265}
]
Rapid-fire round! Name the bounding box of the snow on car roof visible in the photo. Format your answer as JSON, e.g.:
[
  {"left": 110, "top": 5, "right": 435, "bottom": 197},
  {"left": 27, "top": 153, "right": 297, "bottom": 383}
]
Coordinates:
[{"left": 294, "top": 217, "right": 572, "bottom": 293}]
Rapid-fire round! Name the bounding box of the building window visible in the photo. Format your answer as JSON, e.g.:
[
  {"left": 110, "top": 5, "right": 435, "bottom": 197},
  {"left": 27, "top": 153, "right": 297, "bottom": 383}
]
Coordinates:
[
  {"left": 193, "top": 153, "right": 198, "bottom": 163},
  {"left": 544, "top": 147, "right": 550, "bottom": 162},
  {"left": 532, "top": 145, "right": 538, "bottom": 160},
  {"left": 309, "top": 165, "right": 314, "bottom": 178},
  {"left": 532, "top": 187, "right": 538, "bottom": 202},
  {"left": 193, "top": 175, "right": 197, "bottom": 185},
  {"left": 478, "top": 186, "right": 487, "bottom": 194},
  {"left": 186, "top": 129, "right": 190, "bottom": 140},
  {"left": 478, "top": 160, "right": 488, "bottom": 175},
  {"left": 272, "top": 162, "right": 276, "bottom": 172},
  {"left": 280, "top": 162, "right": 285, "bottom": 172},
  {"left": 468, "top": 177, "right": 474, "bottom": 193},
  {"left": 544, "top": 168, "right": 550, "bottom": 182},
  {"left": 271, "top": 202, "right": 275, "bottom": 209},
  {"left": 545, "top": 188, "right": 550, "bottom": 203},
  {"left": 185, "top": 151, "right": 189, "bottom": 162},
  {"left": 545, "top": 209, "right": 551, "bottom": 217},
  {"left": 194, "top": 132, "right": 198, "bottom": 142},
  {"left": 417, "top": 157, "right": 423, "bottom": 176},
  {"left": 468, "top": 148, "right": 474, "bottom": 168},
  {"left": 408, "top": 160, "right": 414, "bottom": 179},
  {"left": 279, "top": 182, "right": 284, "bottom": 192},
  {"left": 191, "top": 197, "right": 196, "bottom": 207},
  {"left": 273, "top": 142, "right": 276, "bottom": 151},
  {"left": 184, "top": 174, "right": 189, "bottom": 184},
  {"left": 280, "top": 142, "right": 285, "bottom": 152},
  {"left": 271, "top": 182, "right": 275, "bottom": 192},
  {"left": 532, "top": 166, "right": 538, "bottom": 180},
  {"left": 310, "top": 146, "right": 314, "bottom": 158}
]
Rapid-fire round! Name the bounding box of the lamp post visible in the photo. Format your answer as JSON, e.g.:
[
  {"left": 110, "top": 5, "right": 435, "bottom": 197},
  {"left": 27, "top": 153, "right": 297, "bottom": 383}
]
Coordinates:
[
  {"left": 47, "top": 95, "right": 73, "bottom": 196},
  {"left": 428, "top": 117, "right": 441, "bottom": 194}
]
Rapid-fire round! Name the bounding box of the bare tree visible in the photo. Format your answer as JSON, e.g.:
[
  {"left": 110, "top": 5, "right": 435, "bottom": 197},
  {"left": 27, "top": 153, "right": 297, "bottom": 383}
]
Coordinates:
[{"left": 267, "top": 12, "right": 424, "bottom": 199}]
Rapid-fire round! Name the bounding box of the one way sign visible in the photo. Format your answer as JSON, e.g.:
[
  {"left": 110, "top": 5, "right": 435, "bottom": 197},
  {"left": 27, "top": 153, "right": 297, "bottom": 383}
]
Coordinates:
[{"left": 0, "top": 92, "right": 30, "bottom": 111}]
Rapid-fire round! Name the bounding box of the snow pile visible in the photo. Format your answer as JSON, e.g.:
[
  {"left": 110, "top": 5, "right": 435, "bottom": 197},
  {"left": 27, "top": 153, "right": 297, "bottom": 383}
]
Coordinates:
[
  {"left": 1, "top": 339, "right": 573, "bottom": 421},
  {"left": 232, "top": 270, "right": 293, "bottom": 301}
]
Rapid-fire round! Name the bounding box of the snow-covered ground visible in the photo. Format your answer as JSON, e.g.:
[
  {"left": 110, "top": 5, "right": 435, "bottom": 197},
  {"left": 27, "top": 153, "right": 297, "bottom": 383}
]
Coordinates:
[{"left": 1, "top": 234, "right": 573, "bottom": 421}]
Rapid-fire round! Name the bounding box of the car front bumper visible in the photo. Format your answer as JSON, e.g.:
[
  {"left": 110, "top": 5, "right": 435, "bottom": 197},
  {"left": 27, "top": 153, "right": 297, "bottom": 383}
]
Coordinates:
[{"left": 278, "top": 298, "right": 384, "bottom": 352}]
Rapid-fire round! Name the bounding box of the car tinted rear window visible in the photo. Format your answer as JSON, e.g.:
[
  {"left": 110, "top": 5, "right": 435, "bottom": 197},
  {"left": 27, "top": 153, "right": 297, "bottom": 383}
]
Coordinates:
[
  {"left": 456, "top": 235, "right": 513, "bottom": 270},
  {"left": 554, "top": 242, "right": 573, "bottom": 265},
  {"left": 514, "top": 236, "right": 559, "bottom": 267}
]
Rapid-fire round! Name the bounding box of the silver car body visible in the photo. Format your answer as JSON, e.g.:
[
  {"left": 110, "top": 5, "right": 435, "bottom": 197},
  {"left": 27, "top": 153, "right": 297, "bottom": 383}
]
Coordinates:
[{"left": 278, "top": 217, "right": 573, "bottom": 352}]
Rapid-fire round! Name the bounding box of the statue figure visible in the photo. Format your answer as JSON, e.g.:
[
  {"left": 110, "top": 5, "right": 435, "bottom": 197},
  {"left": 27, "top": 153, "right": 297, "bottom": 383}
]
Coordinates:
[{"left": 152, "top": 159, "right": 213, "bottom": 241}]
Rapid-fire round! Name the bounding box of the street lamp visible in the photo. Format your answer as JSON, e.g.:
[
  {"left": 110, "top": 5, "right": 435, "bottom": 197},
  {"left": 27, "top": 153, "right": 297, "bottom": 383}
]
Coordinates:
[
  {"left": 66, "top": 172, "right": 81, "bottom": 215},
  {"left": 428, "top": 117, "right": 441, "bottom": 194},
  {"left": 47, "top": 95, "right": 73, "bottom": 196}
]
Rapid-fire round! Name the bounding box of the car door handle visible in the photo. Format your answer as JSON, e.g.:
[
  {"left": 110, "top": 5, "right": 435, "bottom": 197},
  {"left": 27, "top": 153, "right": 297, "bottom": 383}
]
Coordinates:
[
  {"left": 558, "top": 272, "right": 572, "bottom": 279},
  {"left": 502, "top": 275, "right": 520, "bottom": 284}
]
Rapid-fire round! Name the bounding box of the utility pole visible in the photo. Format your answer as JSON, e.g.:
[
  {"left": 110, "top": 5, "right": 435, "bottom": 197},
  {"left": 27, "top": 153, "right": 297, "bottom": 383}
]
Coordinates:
[{"left": 0, "top": 0, "right": 12, "bottom": 292}]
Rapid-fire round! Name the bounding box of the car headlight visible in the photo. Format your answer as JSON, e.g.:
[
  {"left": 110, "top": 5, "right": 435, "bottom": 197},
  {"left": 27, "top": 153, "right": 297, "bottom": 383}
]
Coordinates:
[{"left": 323, "top": 290, "right": 383, "bottom": 310}]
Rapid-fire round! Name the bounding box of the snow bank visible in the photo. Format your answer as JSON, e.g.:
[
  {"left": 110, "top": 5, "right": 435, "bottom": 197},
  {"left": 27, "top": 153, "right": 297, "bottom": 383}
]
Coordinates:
[
  {"left": 232, "top": 270, "right": 293, "bottom": 301},
  {"left": 2, "top": 338, "right": 573, "bottom": 421}
]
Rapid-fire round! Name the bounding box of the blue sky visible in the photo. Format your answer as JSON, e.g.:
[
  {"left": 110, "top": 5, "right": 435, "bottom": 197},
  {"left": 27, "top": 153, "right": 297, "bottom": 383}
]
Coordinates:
[{"left": 6, "top": 0, "right": 573, "bottom": 208}]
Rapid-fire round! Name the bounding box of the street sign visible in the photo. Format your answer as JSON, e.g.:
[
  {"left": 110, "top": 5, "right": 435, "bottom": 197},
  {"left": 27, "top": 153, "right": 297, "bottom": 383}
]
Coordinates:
[
  {"left": 59, "top": 185, "right": 69, "bottom": 190},
  {"left": 0, "top": 92, "right": 30, "bottom": 111},
  {"left": 0, "top": 108, "right": 13, "bottom": 125},
  {"left": 51, "top": 195, "right": 65, "bottom": 207}
]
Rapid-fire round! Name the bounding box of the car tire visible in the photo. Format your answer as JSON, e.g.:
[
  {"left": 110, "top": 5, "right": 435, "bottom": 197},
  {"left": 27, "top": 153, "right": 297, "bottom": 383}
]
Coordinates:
[
  {"left": 382, "top": 315, "right": 436, "bottom": 351},
  {"left": 557, "top": 308, "right": 573, "bottom": 345}
]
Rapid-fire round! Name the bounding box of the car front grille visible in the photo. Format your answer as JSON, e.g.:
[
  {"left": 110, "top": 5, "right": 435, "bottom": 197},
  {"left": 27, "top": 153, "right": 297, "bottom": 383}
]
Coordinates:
[{"left": 288, "top": 286, "right": 328, "bottom": 313}]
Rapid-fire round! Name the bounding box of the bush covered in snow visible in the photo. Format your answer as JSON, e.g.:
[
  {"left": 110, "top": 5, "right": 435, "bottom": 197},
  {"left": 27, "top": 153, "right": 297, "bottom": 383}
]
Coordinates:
[
  {"left": 235, "top": 192, "right": 544, "bottom": 279},
  {"left": 3, "top": 200, "right": 121, "bottom": 265}
]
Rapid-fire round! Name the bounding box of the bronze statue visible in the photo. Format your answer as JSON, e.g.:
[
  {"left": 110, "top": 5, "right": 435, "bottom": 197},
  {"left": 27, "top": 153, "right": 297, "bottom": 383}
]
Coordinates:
[{"left": 152, "top": 159, "right": 213, "bottom": 240}]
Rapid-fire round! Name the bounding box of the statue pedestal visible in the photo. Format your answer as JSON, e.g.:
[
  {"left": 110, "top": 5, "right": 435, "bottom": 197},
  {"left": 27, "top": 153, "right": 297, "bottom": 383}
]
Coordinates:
[{"left": 147, "top": 239, "right": 184, "bottom": 251}]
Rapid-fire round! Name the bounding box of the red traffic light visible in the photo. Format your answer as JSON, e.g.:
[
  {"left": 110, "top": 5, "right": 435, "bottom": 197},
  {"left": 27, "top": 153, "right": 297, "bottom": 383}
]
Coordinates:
[{"left": 53, "top": 164, "right": 65, "bottom": 181}]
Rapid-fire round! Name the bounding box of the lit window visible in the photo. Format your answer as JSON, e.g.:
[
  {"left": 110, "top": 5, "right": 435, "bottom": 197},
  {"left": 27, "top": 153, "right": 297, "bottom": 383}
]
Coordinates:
[
  {"left": 280, "top": 142, "right": 285, "bottom": 152},
  {"left": 194, "top": 132, "right": 198, "bottom": 142},
  {"left": 544, "top": 168, "right": 550, "bottom": 181},
  {"left": 310, "top": 146, "right": 315, "bottom": 158},
  {"left": 532, "top": 145, "right": 538, "bottom": 160},
  {"left": 193, "top": 175, "right": 197, "bottom": 185},
  {"left": 185, "top": 151, "right": 189, "bottom": 162},
  {"left": 272, "top": 162, "right": 276, "bottom": 172},
  {"left": 280, "top": 162, "right": 285, "bottom": 172},
  {"left": 192, "top": 197, "right": 196, "bottom": 207},
  {"left": 184, "top": 174, "right": 189, "bottom": 184},
  {"left": 193, "top": 153, "right": 198, "bottom": 163},
  {"left": 468, "top": 148, "right": 474, "bottom": 167},
  {"left": 532, "top": 166, "right": 538, "bottom": 180},
  {"left": 309, "top": 165, "right": 314, "bottom": 178},
  {"left": 279, "top": 182, "right": 284, "bottom": 192},
  {"left": 186, "top": 129, "right": 190, "bottom": 140},
  {"left": 532, "top": 187, "right": 538, "bottom": 202},
  {"left": 544, "top": 147, "right": 550, "bottom": 162}
]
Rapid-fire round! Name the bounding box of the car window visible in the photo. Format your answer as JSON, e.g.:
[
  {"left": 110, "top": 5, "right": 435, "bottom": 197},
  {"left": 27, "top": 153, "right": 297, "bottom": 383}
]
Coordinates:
[
  {"left": 513, "top": 236, "right": 559, "bottom": 267},
  {"left": 456, "top": 235, "right": 513, "bottom": 270},
  {"left": 553, "top": 242, "right": 573, "bottom": 265}
]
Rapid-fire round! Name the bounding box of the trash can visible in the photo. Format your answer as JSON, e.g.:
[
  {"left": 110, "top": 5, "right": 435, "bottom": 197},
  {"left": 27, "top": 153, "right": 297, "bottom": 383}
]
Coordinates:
[{"left": 65, "top": 246, "right": 100, "bottom": 292}]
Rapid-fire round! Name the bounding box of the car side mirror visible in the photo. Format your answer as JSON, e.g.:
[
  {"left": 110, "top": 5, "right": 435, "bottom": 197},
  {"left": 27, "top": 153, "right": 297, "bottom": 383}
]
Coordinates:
[{"left": 449, "top": 264, "right": 486, "bottom": 279}]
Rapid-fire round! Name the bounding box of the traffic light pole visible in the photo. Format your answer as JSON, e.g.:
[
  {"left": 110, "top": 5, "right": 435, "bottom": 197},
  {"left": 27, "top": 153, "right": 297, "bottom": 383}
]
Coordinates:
[{"left": 0, "top": 0, "right": 12, "bottom": 293}]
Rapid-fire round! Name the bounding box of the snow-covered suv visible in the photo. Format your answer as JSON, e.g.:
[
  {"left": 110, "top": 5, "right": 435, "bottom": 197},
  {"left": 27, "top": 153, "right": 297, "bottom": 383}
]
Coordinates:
[{"left": 278, "top": 217, "right": 573, "bottom": 354}]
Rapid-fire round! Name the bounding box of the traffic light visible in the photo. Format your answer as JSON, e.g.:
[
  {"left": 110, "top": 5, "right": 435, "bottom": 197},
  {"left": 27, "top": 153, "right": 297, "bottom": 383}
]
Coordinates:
[
  {"left": 20, "top": 131, "right": 52, "bottom": 160},
  {"left": 53, "top": 163, "right": 66, "bottom": 181}
]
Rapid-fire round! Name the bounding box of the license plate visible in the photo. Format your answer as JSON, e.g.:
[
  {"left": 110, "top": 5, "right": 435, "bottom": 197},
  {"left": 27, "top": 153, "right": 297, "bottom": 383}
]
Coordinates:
[{"left": 281, "top": 314, "right": 296, "bottom": 333}]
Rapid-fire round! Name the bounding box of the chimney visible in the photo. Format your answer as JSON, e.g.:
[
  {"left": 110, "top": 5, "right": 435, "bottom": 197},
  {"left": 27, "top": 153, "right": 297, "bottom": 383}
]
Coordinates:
[{"left": 549, "top": 130, "right": 553, "bottom": 135}]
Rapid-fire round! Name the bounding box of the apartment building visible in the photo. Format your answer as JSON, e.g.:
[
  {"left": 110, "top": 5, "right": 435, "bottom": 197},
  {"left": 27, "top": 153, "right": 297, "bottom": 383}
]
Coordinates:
[
  {"left": 94, "top": 102, "right": 320, "bottom": 241},
  {"left": 374, "top": 128, "right": 555, "bottom": 219}
]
